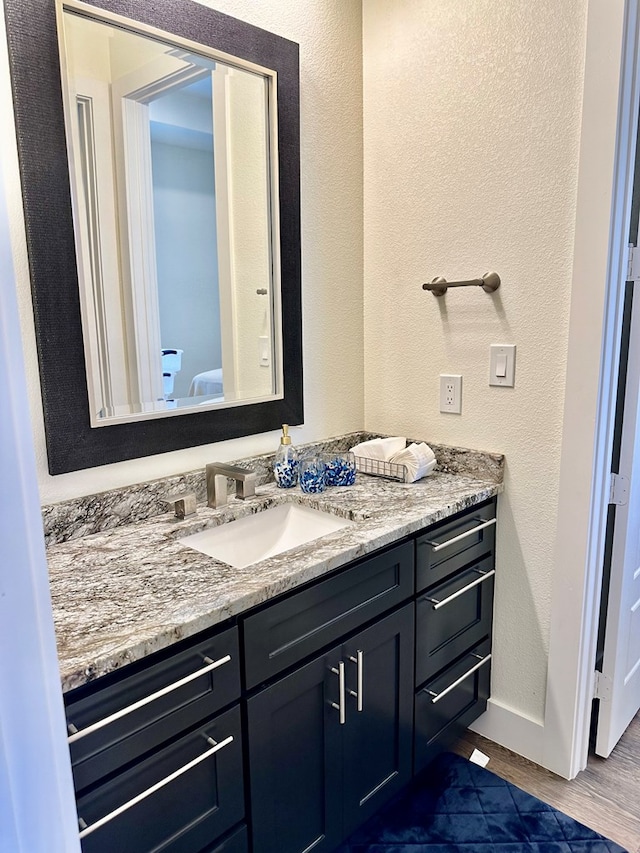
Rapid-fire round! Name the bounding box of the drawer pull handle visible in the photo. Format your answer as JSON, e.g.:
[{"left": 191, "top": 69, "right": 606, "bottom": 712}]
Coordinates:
[
  {"left": 348, "top": 650, "right": 364, "bottom": 712},
  {"left": 77, "top": 733, "right": 233, "bottom": 839},
  {"left": 426, "top": 653, "right": 492, "bottom": 704},
  {"left": 330, "top": 661, "right": 346, "bottom": 724},
  {"left": 67, "top": 653, "right": 232, "bottom": 744},
  {"left": 425, "top": 569, "right": 495, "bottom": 611},
  {"left": 426, "top": 517, "right": 496, "bottom": 552}
]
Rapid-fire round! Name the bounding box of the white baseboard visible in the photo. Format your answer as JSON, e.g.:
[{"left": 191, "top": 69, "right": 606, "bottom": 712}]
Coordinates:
[{"left": 467, "top": 698, "right": 545, "bottom": 766}]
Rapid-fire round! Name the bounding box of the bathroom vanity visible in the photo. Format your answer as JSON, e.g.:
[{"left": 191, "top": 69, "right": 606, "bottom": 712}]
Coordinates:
[{"left": 47, "top": 444, "right": 501, "bottom": 853}]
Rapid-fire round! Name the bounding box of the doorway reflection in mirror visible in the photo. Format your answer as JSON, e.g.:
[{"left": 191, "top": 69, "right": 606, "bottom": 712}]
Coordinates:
[{"left": 61, "top": 5, "right": 281, "bottom": 425}]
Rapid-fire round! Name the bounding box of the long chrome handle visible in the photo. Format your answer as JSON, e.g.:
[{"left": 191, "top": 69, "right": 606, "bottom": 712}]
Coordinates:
[
  {"left": 426, "top": 517, "right": 496, "bottom": 552},
  {"left": 77, "top": 734, "right": 233, "bottom": 839},
  {"left": 424, "top": 569, "right": 495, "bottom": 611},
  {"left": 426, "top": 653, "right": 492, "bottom": 704},
  {"left": 67, "top": 654, "right": 231, "bottom": 744},
  {"left": 330, "top": 661, "right": 346, "bottom": 724},
  {"left": 348, "top": 650, "right": 364, "bottom": 712}
]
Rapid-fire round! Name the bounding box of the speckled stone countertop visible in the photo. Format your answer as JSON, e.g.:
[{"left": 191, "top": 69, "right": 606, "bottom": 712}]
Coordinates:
[{"left": 48, "top": 454, "right": 503, "bottom": 694}]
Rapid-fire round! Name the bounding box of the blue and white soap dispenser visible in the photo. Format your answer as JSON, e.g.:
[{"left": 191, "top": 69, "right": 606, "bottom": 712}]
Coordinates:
[{"left": 273, "top": 424, "right": 299, "bottom": 488}]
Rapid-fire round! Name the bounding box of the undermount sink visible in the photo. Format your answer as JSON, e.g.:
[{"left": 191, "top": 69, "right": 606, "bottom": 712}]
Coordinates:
[{"left": 179, "top": 503, "right": 353, "bottom": 569}]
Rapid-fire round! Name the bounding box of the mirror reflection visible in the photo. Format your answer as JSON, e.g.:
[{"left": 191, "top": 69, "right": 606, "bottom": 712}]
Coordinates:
[{"left": 60, "top": 5, "right": 283, "bottom": 425}]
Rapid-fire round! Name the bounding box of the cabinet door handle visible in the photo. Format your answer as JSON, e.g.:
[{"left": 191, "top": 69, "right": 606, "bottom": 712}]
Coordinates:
[
  {"left": 347, "top": 650, "right": 364, "bottom": 711},
  {"left": 425, "top": 517, "right": 496, "bottom": 552},
  {"left": 330, "top": 661, "right": 346, "bottom": 724},
  {"left": 424, "top": 569, "right": 495, "bottom": 611},
  {"left": 77, "top": 734, "right": 233, "bottom": 839},
  {"left": 426, "top": 653, "right": 492, "bottom": 704},
  {"left": 67, "top": 654, "right": 232, "bottom": 744}
]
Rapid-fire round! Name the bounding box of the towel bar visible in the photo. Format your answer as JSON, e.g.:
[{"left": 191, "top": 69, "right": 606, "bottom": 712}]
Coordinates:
[{"left": 422, "top": 271, "right": 500, "bottom": 297}]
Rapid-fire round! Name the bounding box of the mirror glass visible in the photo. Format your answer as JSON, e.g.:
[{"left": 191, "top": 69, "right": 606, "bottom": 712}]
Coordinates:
[{"left": 59, "top": 4, "right": 283, "bottom": 425}]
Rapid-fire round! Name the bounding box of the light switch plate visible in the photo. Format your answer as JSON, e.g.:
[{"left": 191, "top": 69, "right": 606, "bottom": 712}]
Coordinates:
[{"left": 489, "top": 344, "right": 516, "bottom": 387}]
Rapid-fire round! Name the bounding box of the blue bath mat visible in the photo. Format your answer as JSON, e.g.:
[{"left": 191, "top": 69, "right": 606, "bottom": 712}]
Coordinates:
[{"left": 336, "top": 752, "right": 628, "bottom": 852}]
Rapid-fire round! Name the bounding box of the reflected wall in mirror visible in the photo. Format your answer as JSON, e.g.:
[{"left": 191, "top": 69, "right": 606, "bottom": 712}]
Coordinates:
[{"left": 4, "top": 0, "right": 302, "bottom": 473}]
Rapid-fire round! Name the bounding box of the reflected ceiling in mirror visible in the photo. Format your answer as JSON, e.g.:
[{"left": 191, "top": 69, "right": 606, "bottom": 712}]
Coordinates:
[
  {"left": 59, "top": 3, "right": 283, "bottom": 425},
  {"left": 4, "top": 0, "right": 302, "bottom": 473}
]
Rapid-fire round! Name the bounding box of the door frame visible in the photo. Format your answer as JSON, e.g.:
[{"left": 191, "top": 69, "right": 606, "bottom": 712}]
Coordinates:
[
  {"left": 0, "top": 162, "right": 80, "bottom": 848},
  {"left": 544, "top": 0, "right": 640, "bottom": 779}
]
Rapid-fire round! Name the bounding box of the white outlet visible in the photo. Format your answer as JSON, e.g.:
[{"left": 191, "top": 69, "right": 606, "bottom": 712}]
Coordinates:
[{"left": 440, "top": 374, "right": 462, "bottom": 414}]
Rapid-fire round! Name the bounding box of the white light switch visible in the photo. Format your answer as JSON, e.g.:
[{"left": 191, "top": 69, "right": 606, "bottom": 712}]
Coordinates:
[
  {"left": 490, "top": 344, "right": 516, "bottom": 387},
  {"left": 259, "top": 335, "right": 270, "bottom": 366}
]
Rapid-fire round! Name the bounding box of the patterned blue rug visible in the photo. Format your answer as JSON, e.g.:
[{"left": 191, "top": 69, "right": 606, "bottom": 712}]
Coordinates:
[{"left": 335, "top": 752, "right": 628, "bottom": 852}]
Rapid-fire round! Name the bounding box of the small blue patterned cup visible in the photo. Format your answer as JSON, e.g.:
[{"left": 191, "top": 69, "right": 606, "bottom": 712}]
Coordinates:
[
  {"left": 299, "top": 456, "right": 326, "bottom": 494},
  {"left": 322, "top": 452, "right": 356, "bottom": 487}
]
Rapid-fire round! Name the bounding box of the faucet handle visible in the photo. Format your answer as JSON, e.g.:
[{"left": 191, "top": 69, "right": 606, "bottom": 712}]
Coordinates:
[{"left": 164, "top": 492, "right": 197, "bottom": 519}]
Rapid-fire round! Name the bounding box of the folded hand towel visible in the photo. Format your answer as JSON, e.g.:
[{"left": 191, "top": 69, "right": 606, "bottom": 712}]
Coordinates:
[
  {"left": 389, "top": 442, "right": 437, "bottom": 483},
  {"left": 380, "top": 436, "right": 407, "bottom": 459},
  {"left": 350, "top": 436, "right": 406, "bottom": 461},
  {"left": 349, "top": 438, "right": 386, "bottom": 461}
]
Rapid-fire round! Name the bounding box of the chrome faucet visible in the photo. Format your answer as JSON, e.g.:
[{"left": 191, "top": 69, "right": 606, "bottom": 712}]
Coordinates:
[{"left": 206, "top": 463, "right": 257, "bottom": 508}]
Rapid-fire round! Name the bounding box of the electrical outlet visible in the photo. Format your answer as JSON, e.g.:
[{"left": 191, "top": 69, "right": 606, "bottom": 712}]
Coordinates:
[{"left": 440, "top": 374, "right": 462, "bottom": 414}]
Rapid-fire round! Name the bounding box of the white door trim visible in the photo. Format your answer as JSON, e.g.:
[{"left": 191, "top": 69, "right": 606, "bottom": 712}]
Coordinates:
[
  {"left": 544, "top": 0, "right": 640, "bottom": 779},
  {"left": 0, "top": 165, "right": 80, "bottom": 848}
]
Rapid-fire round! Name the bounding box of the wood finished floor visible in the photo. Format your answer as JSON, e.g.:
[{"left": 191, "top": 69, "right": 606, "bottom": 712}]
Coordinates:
[{"left": 453, "top": 713, "right": 640, "bottom": 852}]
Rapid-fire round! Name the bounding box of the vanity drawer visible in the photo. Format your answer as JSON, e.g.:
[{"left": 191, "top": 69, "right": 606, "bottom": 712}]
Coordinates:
[
  {"left": 76, "top": 704, "right": 244, "bottom": 853},
  {"left": 243, "top": 541, "right": 414, "bottom": 689},
  {"left": 414, "top": 638, "right": 491, "bottom": 774},
  {"left": 415, "top": 554, "right": 494, "bottom": 686},
  {"left": 66, "top": 625, "right": 240, "bottom": 793},
  {"left": 416, "top": 499, "right": 496, "bottom": 593}
]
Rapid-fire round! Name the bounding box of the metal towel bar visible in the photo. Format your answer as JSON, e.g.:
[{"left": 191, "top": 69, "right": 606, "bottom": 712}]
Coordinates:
[{"left": 422, "top": 271, "right": 500, "bottom": 297}]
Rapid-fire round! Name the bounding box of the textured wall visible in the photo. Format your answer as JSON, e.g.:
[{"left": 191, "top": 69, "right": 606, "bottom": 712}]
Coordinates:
[
  {"left": 363, "top": 0, "right": 588, "bottom": 721},
  {"left": 0, "top": 0, "right": 364, "bottom": 503}
]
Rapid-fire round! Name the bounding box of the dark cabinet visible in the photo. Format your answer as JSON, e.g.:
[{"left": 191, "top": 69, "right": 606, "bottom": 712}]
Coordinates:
[
  {"left": 248, "top": 604, "right": 414, "bottom": 853},
  {"left": 64, "top": 496, "right": 497, "bottom": 853}
]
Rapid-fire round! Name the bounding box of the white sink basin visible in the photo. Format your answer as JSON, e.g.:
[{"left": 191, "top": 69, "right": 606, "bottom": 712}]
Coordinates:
[{"left": 179, "top": 503, "right": 353, "bottom": 569}]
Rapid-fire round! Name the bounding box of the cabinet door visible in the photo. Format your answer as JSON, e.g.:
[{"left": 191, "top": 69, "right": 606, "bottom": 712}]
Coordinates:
[
  {"left": 341, "top": 604, "right": 414, "bottom": 837},
  {"left": 247, "top": 649, "right": 343, "bottom": 853}
]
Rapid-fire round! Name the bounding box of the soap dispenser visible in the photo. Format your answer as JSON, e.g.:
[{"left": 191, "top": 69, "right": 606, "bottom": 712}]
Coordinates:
[{"left": 273, "top": 424, "right": 299, "bottom": 488}]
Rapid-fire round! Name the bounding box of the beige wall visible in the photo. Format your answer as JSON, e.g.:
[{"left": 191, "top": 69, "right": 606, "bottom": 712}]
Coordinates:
[
  {"left": 0, "top": 0, "right": 364, "bottom": 504},
  {"left": 363, "top": 0, "right": 588, "bottom": 724}
]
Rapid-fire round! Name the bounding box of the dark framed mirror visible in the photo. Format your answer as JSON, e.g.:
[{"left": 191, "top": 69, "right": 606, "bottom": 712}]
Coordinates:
[{"left": 4, "top": 0, "right": 302, "bottom": 474}]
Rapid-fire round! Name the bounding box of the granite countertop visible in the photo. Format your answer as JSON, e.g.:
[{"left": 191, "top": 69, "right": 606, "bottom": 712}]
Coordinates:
[{"left": 47, "top": 465, "right": 503, "bottom": 693}]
